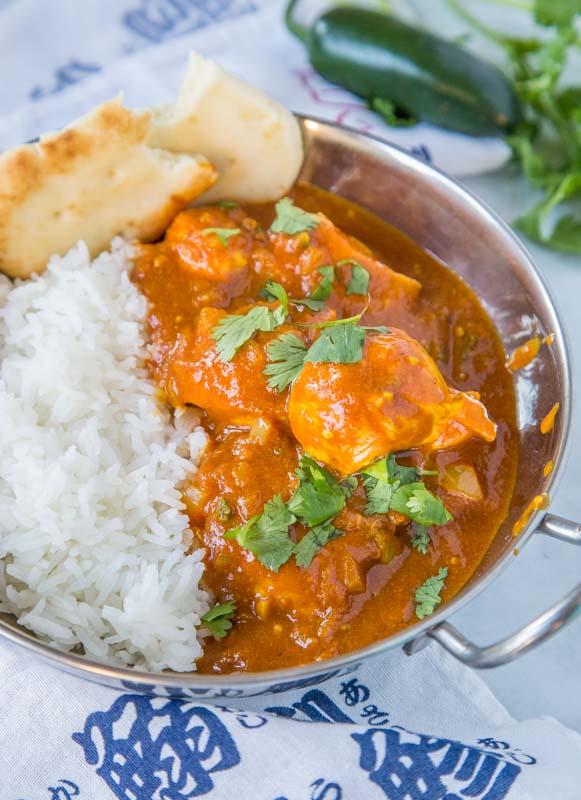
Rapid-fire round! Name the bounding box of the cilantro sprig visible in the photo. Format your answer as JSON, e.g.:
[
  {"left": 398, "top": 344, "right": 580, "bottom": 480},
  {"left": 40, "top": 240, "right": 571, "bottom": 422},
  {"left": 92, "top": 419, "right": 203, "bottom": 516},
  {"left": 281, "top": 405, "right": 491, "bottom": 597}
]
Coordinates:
[
  {"left": 224, "top": 495, "right": 296, "bottom": 572},
  {"left": 294, "top": 523, "right": 344, "bottom": 568},
  {"left": 414, "top": 568, "right": 448, "bottom": 619},
  {"left": 410, "top": 524, "right": 431, "bottom": 555},
  {"left": 361, "top": 454, "right": 450, "bottom": 531},
  {"left": 289, "top": 454, "right": 354, "bottom": 526},
  {"left": 201, "top": 600, "right": 236, "bottom": 639},
  {"left": 270, "top": 198, "right": 320, "bottom": 234},
  {"left": 446, "top": 0, "right": 581, "bottom": 252},
  {"left": 223, "top": 454, "right": 354, "bottom": 571},
  {"left": 264, "top": 333, "right": 308, "bottom": 391},
  {"left": 212, "top": 303, "right": 287, "bottom": 361},
  {"left": 264, "top": 312, "right": 388, "bottom": 391}
]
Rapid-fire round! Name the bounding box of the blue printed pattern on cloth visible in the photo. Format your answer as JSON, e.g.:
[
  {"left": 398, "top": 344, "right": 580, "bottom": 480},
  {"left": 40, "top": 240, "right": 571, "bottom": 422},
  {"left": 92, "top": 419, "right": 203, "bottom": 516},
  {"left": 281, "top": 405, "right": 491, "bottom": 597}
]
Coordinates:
[
  {"left": 72, "top": 683, "right": 535, "bottom": 799},
  {"left": 122, "top": 0, "right": 258, "bottom": 43},
  {"left": 28, "top": 0, "right": 258, "bottom": 101},
  {"left": 73, "top": 696, "right": 240, "bottom": 798}
]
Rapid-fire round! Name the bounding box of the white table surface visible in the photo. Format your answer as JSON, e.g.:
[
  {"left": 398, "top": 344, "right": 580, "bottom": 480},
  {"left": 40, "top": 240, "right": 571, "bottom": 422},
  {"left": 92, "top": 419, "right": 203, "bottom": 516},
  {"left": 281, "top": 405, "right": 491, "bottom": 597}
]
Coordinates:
[{"left": 448, "top": 169, "right": 581, "bottom": 733}]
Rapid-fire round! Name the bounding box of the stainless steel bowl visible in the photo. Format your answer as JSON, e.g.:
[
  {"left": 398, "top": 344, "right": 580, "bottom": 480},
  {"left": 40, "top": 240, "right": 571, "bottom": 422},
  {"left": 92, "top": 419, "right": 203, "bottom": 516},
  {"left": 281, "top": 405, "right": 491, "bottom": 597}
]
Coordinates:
[{"left": 1, "top": 117, "right": 579, "bottom": 699}]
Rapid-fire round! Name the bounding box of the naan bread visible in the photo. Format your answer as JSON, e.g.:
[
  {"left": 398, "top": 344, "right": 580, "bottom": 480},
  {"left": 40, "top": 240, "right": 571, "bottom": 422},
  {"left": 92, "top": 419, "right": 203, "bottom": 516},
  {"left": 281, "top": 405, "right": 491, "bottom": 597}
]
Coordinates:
[
  {"left": 149, "top": 51, "right": 304, "bottom": 203},
  {"left": 0, "top": 99, "right": 217, "bottom": 277}
]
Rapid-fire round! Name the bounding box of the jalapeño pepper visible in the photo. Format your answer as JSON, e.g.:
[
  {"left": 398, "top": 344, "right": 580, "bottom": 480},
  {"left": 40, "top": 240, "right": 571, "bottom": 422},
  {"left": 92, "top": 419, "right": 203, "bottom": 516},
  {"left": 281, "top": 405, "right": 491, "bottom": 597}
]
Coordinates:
[{"left": 286, "top": 1, "right": 522, "bottom": 136}]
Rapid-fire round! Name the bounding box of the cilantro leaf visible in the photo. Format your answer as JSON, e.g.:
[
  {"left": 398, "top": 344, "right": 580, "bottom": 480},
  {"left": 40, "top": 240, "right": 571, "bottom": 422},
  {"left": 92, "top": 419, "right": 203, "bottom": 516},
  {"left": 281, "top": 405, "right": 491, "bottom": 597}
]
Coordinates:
[
  {"left": 339, "top": 260, "right": 370, "bottom": 295},
  {"left": 361, "top": 455, "right": 446, "bottom": 523},
  {"left": 201, "top": 600, "right": 236, "bottom": 639},
  {"left": 292, "top": 297, "right": 327, "bottom": 311},
  {"left": 223, "top": 456, "right": 352, "bottom": 572},
  {"left": 310, "top": 265, "right": 335, "bottom": 301},
  {"left": 362, "top": 475, "right": 396, "bottom": 515},
  {"left": 260, "top": 281, "right": 290, "bottom": 315},
  {"left": 288, "top": 481, "right": 346, "bottom": 526},
  {"left": 201, "top": 227, "right": 241, "bottom": 247},
  {"left": 217, "top": 200, "right": 238, "bottom": 210},
  {"left": 212, "top": 304, "right": 287, "bottom": 361},
  {"left": 288, "top": 454, "right": 352, "bottom": 526},
  {"left": 305, "top": 324, "right": 367, "bottom": 364},
  {"left": 294, "top": 523, "right": 345, "bottom": 568},
  {"left": 390, "top": 482, "right": 452, "bottom": 526},
  {"left": 411, "top": 524, "right": 431, "bottom": 555},
  {"left": 415, "top": 567, "right": 448, "bottom": 620},
  {"left": 224, "top": 495, "right": 296, "bottom": 572},
  {"left": 270, "top": 198, "right": 320, "bottom": 235},
  {"left": 533, "top": 0, "right": 581, "bottom": 27},
  {"left": 264, "top": 333, "right": 308, "bottom": 391},
  {"left": 387, "top": 453, "right": 437, "bottom": 485},
  {"left": 306, "top": 455, "right": 354, "bottom": 496}
]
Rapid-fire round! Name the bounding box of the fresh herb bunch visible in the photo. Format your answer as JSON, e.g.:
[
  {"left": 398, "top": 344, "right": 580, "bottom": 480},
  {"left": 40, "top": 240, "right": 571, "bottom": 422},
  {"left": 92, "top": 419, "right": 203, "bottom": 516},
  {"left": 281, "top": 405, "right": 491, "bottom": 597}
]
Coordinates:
[{"left": 447, "top": 0, "right": 581, "bottom": 251}]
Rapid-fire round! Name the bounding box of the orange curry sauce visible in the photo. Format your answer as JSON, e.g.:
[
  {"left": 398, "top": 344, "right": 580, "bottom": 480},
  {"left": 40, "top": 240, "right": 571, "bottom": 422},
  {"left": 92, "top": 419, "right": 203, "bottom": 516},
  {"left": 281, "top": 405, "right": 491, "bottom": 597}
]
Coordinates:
[{"left": 132, "top": 184, "right": 518, "bottom": 673}]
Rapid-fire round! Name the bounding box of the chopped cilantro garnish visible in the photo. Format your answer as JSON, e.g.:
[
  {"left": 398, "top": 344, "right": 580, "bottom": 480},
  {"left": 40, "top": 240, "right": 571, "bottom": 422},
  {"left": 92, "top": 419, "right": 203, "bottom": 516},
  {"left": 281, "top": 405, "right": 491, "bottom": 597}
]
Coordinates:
[
  {"left": 386, "top": 453, "right": 437, "bottom": 485},
  {"left": 201, "top": 600, "right": 236, "bottom": 639},
  {"left": 264, "top": 333, "right": 308, "bottom": 391},
  {"left": 270, "top": 198, "right": 320, "bottom": 235},
  {"left": 391, "top": 483, "right": 452, "bottom": 527},
  {"left": 288, "top": 454, "right": 353, "bottom": 526},
  {"left": 310, "top": 265, "right": 335, "bottom": 301},
  {"left": 294, "top": 523, "right": 345, "bottom": 568},
  {"left": 264, "top": 316, "right": 388, "bottom": 392},
  {"left": 414, "top": 568, "right": 448, "bottom": 619},
  {"left": 217, "top": 200, "right": 238, "bottom": 210},
  {"left": 224, "top": 495, "right": 296, "bottom": 572},
  {"left": 304, "top": 323, "right": 367, "bottom": 364},
  {"left": 292, "top": 297, "right": 327, "bottom": 311},
  {"left": 212, "top": 302, "right": 287, "bottom": 361},
  {"left": 361, "top": 455, "right": 451, "bottom": 527},
  {"left": 201, "top": 227, "right": 241, "bottom": 247},
  {"left": 410, "top": 524, "right": 431, "bottom": 555},
  {"left": 361, "top": 474, "right": 396, "bottom": 515},
  {"left": 260, "top": 280, "right": 290, "bottom": 315},
  {"left": 338, "top": 260, "right": 370, "bottom": 295},
  {"left": 223, "top": 454, "right": 354, "bottom": 571}
]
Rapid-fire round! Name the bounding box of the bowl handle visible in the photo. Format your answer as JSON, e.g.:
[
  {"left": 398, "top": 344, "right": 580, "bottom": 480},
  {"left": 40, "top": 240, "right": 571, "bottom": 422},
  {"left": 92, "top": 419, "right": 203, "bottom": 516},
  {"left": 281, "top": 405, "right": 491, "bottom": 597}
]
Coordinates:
[{"left": 404, "top": 513, "right": 581, "bottom": 668}]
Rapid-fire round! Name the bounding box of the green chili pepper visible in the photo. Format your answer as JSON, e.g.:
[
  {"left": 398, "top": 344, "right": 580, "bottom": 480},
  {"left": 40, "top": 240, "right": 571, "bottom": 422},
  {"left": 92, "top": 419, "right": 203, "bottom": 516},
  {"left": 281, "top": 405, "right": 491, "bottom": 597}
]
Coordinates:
[{"left": 285, "top": 2, "right": 522, "bottom": 137}]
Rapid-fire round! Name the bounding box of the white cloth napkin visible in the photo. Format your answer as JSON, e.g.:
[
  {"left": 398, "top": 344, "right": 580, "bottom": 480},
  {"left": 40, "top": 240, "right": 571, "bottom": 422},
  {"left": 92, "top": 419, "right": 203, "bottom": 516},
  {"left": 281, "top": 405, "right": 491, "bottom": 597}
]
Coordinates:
[
  {"left": 2, "top": 637, "right": 581, "bottom": 800},
  {"left": 0, "top": 0, "right": 511, "bottom": 176},
  {"left": 0, "top": 1, "right": 580, "bottom": 798}
]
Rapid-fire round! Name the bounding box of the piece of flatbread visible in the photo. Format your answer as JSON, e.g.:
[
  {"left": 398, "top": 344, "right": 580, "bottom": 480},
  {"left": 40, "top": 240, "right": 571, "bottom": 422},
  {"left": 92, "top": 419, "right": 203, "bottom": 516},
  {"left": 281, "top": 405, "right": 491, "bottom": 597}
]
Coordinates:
[
  {"left": 0, "top": 99, "right": 217, "bottom": 277},
  {"left": 149, "top": 51, "right": 304, "bottom": 204}
]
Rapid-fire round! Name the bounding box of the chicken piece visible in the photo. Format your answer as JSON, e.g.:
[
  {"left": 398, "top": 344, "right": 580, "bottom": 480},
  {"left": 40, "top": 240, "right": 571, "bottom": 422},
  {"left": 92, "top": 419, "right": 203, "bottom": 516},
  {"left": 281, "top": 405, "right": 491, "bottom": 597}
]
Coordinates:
[
  {"left": 269, "top": 213, "right": 422, "bottom": 309},
  {"left": 163, "top": 206, "right": 274, "bottom": 285},
  {"left": 288, "top": 327, "right": 496, "bottom": 475},
  {"left": 162, "top": 305, "right": 287, "bottom": 424}
]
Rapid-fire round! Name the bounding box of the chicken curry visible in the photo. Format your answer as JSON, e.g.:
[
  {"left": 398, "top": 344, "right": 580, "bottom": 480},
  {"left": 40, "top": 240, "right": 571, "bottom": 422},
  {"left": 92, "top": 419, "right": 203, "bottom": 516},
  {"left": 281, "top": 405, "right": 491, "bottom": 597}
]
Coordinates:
[{"left": 133, "top": 184, "right": 518, "bottom": 674}]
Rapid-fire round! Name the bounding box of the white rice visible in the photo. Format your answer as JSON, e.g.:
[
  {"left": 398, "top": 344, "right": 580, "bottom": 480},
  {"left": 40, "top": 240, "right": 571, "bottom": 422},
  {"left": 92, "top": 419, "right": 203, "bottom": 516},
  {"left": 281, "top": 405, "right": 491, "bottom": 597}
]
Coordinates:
[{"left": 0, "top": 241, "right": 211, "bottom": 672}]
